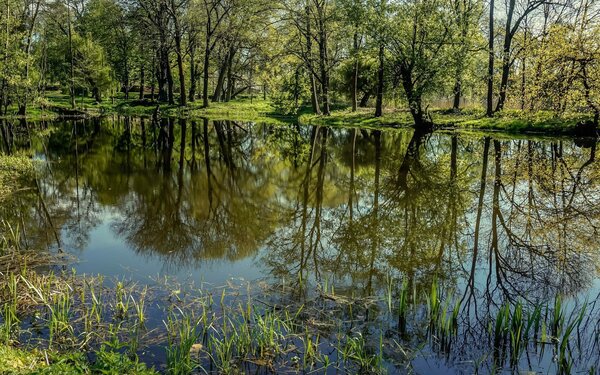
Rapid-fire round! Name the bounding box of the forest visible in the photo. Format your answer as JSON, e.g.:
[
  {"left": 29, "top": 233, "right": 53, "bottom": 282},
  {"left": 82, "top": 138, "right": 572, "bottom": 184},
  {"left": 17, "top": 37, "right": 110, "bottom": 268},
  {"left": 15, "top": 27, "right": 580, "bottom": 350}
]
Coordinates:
[
  {"left": 3, "top": 0, "right": 600, "bottom": 373},
  {"left": 1, "top": 0, "right": 600, "bottom": 132}
]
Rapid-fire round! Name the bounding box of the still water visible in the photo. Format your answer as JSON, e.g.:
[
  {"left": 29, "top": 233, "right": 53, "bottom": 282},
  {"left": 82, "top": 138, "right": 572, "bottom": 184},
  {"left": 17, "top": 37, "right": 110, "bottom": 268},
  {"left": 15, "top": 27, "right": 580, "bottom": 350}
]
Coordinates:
[{"left": 2, "top": 116, "right": 600, "bottom": 373}]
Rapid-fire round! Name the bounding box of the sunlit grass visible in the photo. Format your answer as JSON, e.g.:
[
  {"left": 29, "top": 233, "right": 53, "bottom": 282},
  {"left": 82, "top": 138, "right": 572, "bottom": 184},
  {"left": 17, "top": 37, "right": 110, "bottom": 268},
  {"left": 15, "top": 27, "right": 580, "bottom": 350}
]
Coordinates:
[{"left": 300, "top": 106, "right": 594, "bottom": 134}]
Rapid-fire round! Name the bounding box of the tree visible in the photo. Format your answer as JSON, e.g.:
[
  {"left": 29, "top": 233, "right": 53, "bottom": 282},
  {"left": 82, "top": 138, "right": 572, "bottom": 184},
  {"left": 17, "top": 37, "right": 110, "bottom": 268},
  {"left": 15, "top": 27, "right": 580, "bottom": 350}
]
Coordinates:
[
  {"left": 495, "top": 0, "right": 550, "bottom": 112},
  {"left": 486, "top": 0, "right": 494, "bottom": 116},
  {"left": 0, "top": 0, "right": 43, "bottom": 115},
  {"left": 338, "top": 0, "right": 366, "bottom": 112},
  {"left": 80, "top": 0, "right": 138, "bottom": 99},
  {"left": 201, "top": 0, "right": 233, "bottom": 108},
  {"left": 368, "top": 0, "right": 389, "bottom": 117},
  {"left": 387, "top": 0, "right": 453, "bottom": 129},
  {"left": 137, "top": 0, "right": 174, "bottom": 103},
  {"left": 167, "top": 0, "right": 188, "bottom": 106},
  {"left": 449, "top": 0, "right": 482, "bottom": 110}
]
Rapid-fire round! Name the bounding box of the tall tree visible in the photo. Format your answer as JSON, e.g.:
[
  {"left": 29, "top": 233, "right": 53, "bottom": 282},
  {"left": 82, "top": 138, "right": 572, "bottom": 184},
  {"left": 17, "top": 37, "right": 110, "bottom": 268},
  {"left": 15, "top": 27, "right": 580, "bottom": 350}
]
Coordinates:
[
  {"left": 201, "top": 0, "right": 232, "bottom": 108},
  {"left": 486, "top": 0, "right": 494, "bottom": 116},
  {"left": 495, "top": 0, "right": 548, "bottom": 112},
  {"left": 387, "top": 0, "right": 452, "bottom": 129}
]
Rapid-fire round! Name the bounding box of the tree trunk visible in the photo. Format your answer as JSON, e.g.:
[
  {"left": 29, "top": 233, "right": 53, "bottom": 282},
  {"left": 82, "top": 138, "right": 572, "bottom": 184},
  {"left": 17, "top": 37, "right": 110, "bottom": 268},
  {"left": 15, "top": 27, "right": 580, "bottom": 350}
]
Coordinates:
[
  {"left": 189, "top": 42, "right": 196, "bottom": 102},
  {"left": 351, "top": 32, "right": 358, "bottom": 112},
  {"left": 203, "top": 43, "right": 210, "bottom": 107},
  {"left": 139, "top": 63, "right": 145, "bottom": 100},
  {"left": 212, "top": 48, "right": 230, "bottom": 102},
  {"left": 92, "top": 87, "right": 101, "bottom": 102},
  {"left": 305, "top": 4, "right": 321, "bottom": 115},
  {"left": 452, "top": 78, "right": 461, "bottom": 110},
  {"left": 400, "top": 66, "right": 431, "bottom": 131},
  {"left": 582, "top": 64, "right": 600, "bottom": 129},
  {"left": 317, "top": 5, "right": 330, "bottom": 115},
  {"left": 166, "top": 52, "right": 174, "bottom": 105},
  {"left": 171, "top": 1, "right": 187, "bottom": 106},
  {"left": 225, "top": 52, "right": 234, "bottom": 102},
  {"left": 157, "top": 47, "right": 168, "bottom": 102},
  {"left": 124, "top": 76, "right": 130, "bottom": 100},
  {"left": 18, "top": 0, "right": 41, "bottom": 116},
  {"left": 486, "top": 0, "right": 494, "bottom": 117},
  {"left": 151, "top": 52, "right": 156, "bottom": 101},
  {"left": 495, "top": 0, "right": 515, "bottom": 113},
  {"left": 359, "top": 92, "right": 370, "bottom": 107},
  {"left": 375, "top": 42, "right": 384, "bottom": 117},
  {"left": 67, "top": 0, "right": 75, "bottom": 109},
  {"left": 226, "top": 77, "right": 234, "bottom": 102}
]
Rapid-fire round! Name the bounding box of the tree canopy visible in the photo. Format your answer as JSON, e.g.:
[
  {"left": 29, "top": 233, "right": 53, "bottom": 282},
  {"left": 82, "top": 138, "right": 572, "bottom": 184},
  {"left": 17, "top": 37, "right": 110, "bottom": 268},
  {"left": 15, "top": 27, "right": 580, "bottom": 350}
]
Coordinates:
[{"left": 1, "top": 0, "right": 599, "bottom": 130}]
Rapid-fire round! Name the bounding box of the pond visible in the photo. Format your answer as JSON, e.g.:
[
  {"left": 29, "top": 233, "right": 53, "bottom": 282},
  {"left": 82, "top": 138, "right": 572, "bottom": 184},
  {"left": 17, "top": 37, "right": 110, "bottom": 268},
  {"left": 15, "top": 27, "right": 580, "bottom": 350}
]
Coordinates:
[{"left": 1, "top": 116, "right": 600, "bottom": 374}]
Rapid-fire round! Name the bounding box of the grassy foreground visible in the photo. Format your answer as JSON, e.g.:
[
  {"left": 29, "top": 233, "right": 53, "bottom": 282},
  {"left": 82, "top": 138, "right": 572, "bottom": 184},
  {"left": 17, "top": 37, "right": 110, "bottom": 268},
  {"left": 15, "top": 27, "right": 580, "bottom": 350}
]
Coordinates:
[
  {"left": 0, "top": 344, "right": 157, "bottom": 374},
  {"left": 0, "top": 262, "right": 595, "bottom": 374}
]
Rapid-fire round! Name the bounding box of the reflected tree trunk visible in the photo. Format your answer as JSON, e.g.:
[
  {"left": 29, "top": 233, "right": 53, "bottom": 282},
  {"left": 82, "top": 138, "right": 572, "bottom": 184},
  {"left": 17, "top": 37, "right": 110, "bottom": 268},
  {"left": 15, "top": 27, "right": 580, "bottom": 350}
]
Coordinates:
[
  {"left": 462, "top": 137, "right": 490, "bottom": 308},
  {"left": 203, "top": 118, "right": 214, "bottom": 211},
  {"left": 366, "top": 130, "right": 381, "bottom": 297}
]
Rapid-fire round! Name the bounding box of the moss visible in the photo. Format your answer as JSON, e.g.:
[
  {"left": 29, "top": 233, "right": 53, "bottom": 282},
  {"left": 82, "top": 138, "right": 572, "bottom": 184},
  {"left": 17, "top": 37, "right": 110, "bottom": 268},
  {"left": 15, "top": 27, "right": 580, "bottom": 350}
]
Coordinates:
[
  {"left": 0, "top": 345, "right": 45, "bottom": 373},
  {"left": 0, "top": 345, "right": 158, "bottom": 374}
]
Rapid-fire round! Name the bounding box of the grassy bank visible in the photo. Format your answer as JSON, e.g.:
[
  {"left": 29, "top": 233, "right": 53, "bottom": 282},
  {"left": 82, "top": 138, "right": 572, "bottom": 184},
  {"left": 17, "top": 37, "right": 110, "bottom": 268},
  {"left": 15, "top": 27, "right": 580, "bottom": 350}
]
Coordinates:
[
  {"left": 1, "top": 93, "right": 597, "bottom": 136},
  {"left": 299, "top": 107, "right": 593, "bottom": 135},
  {"left": 1, "top": 93, "right": 297, "bottom": 125},
  {"left": 0, "top": 344, "right": 157, "bottom": 374}
]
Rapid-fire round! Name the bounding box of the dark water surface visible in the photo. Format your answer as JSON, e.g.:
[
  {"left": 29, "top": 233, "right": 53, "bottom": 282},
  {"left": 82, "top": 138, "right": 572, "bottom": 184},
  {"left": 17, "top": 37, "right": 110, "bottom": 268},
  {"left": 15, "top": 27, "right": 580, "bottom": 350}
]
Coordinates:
[{"left": 2, "top": 116, "right": 600, "bottom": 373}]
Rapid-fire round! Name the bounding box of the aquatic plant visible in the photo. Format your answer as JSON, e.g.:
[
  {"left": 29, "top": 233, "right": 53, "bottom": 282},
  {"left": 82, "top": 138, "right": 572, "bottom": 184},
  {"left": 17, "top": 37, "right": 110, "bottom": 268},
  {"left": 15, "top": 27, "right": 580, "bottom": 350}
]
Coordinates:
[{"left": 165, "top": 308, "right": 201, "bottom": 375}]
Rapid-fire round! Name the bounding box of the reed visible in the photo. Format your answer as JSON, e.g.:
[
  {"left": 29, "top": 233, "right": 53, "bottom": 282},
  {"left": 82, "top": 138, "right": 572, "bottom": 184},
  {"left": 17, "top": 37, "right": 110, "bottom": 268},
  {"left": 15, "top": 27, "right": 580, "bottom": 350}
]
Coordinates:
[
  {"left": 340, "top": 333, "right": 385, "bottom": 374},
  {"left": 398, "top": 279, "right": 409, "bottom": 333},
  {"left": 1, "top": 272, "right": 20, "bottom": 344},
  {"left": 164, "top": 308, "right": 201, "bottom": 375},
  {"left": 0, "top": 258, "right": 596, "bottom": 375}
]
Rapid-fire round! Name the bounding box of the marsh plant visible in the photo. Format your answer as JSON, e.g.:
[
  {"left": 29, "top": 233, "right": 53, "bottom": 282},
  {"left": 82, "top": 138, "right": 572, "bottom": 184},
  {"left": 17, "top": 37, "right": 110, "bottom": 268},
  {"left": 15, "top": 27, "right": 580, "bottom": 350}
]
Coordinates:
[{"left": 0, "top": 264, "right": 599, "bottom": 374}]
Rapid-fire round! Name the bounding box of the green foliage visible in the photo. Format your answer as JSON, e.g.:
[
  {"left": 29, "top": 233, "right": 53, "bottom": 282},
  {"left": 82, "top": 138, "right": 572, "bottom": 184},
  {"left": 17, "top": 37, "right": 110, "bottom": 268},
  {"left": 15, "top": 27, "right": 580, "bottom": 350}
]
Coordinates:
[
  {"left": 0, "top": 345, "right": 157, "bottom": 375},
  {"left": 0, "top": 154, "right": 34, "bottom": 202},
  {"left": 271, "top": 68, "right": 311, "bottom": 114}
]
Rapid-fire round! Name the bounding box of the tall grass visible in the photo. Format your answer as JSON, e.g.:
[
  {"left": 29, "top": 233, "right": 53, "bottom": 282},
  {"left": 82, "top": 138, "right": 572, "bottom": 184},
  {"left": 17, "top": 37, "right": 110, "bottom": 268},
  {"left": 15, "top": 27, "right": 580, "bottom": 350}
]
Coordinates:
[{"left": 165, "top": 308, "right": 201, "bottom": 375}]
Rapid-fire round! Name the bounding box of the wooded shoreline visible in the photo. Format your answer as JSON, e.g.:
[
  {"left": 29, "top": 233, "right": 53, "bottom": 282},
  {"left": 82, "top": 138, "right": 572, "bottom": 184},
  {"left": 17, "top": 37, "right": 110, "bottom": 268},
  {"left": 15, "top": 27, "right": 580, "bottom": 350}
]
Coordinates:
[{"left": 1, "top": 94, "right": 597, "bottom": 137}]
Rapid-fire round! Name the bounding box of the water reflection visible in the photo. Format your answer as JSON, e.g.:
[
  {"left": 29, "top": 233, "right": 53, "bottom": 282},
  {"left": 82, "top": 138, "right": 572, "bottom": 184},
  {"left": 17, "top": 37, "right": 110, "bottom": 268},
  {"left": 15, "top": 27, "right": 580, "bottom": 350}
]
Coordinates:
[{"left": 2, "top": 117, "right": 600, "bottom": 303}]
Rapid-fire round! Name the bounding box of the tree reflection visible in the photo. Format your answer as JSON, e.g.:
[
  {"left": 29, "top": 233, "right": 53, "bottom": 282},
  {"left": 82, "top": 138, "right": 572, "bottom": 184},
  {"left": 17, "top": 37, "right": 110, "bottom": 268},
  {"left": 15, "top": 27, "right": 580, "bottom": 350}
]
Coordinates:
[{"left": 2, "top": 117, "right": 600, "bottom": 304}]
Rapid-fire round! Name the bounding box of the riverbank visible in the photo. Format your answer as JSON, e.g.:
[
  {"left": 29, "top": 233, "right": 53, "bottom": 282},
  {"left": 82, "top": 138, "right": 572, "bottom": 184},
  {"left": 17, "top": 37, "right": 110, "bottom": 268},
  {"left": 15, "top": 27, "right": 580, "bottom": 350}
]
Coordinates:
[
  {"left": 299, "top": 107, "right": 594, "bottom": 135},
  {"left": 1, "top": 93, "right": 298, "bottom": 125},
  {"left": 0, "top": 344, "right": 158, "bottom": 374},
  {"left": 1, "top": 93, "right": 597, "bottom": 136}
]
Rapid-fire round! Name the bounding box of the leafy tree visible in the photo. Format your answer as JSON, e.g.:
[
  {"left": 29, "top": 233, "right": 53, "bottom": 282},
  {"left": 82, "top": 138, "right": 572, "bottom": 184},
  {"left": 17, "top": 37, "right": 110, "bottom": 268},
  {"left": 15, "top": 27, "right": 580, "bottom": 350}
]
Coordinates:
[{"left": 386, "top": 0, "right": 454, "bottom": 129}]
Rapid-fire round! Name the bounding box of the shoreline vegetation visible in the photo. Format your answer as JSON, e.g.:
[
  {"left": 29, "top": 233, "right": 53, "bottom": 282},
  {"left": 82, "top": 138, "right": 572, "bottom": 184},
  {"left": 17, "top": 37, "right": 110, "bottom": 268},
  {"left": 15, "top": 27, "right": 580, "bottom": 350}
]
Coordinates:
[
  {"left": 0, "top": 245, "right": 597, "bottom": 374},
  {"left": 0, "top": 93, "right": 596, "bottom": 137}
]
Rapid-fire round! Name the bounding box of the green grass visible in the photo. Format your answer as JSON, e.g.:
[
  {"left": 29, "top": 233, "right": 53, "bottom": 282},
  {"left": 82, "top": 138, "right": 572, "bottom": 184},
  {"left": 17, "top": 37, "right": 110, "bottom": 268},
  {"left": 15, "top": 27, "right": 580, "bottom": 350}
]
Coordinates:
[
  {"left": 0, "top": 259, "right": 594, "bottom": 374},
  {"left": 116, "top": 97, "right": 301, "bottom": 125},
  {"left": 0, "top": 344, "right": 158, "bottom": 374},
  {"left": 2, "top": 92, "right": 297, "bottom": 125},
  {"left": 2, "top": 92, "right": 595, "bottom": 135},
  {"left": 299, "top": 107, "right": 594, "bottom": 135}
]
